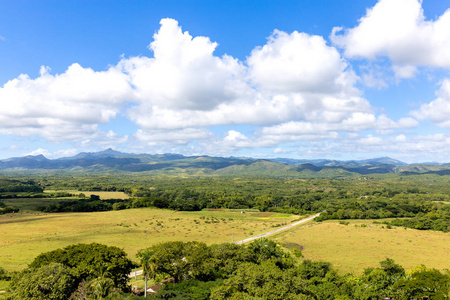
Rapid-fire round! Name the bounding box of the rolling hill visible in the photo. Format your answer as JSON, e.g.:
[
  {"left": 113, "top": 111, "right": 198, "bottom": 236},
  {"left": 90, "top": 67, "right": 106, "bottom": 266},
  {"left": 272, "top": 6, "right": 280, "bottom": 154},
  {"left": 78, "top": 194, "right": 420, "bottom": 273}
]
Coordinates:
[{"left": 1, "top": 149, "right": 449, "bottom": 176}]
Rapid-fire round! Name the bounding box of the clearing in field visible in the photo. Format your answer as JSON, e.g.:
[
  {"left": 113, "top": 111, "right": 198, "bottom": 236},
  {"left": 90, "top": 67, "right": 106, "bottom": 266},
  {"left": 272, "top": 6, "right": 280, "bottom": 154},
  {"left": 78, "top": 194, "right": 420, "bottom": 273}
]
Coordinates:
[
  {"left": 274, "top": 219, "right": 450, "bottom": 274},
  {"left": 0, "top": 207, "right": 296, "bottom": 271},
  {"left": 44, "top": 190, "right": 130, "bottom": 199}
]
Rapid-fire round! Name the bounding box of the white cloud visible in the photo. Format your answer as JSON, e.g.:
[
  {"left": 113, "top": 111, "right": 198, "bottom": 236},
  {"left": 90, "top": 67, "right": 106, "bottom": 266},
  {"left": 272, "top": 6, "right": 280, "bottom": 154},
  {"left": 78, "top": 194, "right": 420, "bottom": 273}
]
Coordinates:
[
  {"left": 79, "top": 130, "right": 129, "bottom": 148},
  {"left": 0, "top": 17, "right": 423, "bottom": 159},
  {"left": 331, "top": 0, "right": 450, "bottom": 70},
  {"left": 25, "top": 148, "right": 79, "bottom": 159},
  {"left": 248, "top": 30, "right": 357, "bottom": 94},
  {"left": 411, "top": 78, "right": 450, "bottom": 127},
  {"left": 135, "top": 128, "right": 212, "bottom": 146},
  {"left": 392, "top": 65, "right": 417, "bottom": 79},
  {"left": 124, "top": 19, "right": 376, "bottom": 132},
  {"left": 0, "top": 63, "right": 133, "bottom": 140},
  {"left": 118, "top": 18, "right": 247, "bottom": 111}
]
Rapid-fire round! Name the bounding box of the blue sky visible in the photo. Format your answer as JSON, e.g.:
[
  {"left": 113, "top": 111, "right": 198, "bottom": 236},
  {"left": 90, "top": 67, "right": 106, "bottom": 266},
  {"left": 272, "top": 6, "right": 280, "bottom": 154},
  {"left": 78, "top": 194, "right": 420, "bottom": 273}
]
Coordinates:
[{"left": 1, "top": 0, "right": 450, "bottom": 162}]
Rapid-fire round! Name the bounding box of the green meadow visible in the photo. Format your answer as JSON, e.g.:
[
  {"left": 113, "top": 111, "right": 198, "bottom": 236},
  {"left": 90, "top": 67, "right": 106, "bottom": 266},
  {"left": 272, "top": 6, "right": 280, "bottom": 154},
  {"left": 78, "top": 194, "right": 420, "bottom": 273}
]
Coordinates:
[
  {"left": 274, "top": 219, "right": 450, "bottom": 274},
  {"left": 44, "top": 190, "right": 131, "bottom": 199},
  {"left": 0, "top": 208, "right": 294, "bottom": 271}
]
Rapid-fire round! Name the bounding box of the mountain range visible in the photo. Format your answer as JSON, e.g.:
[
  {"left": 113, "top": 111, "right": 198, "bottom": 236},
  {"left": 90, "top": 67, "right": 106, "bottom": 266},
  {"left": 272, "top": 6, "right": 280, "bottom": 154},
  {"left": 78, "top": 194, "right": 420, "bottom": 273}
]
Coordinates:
[{"left": 0, "top": 149, "right": 449, "bottom": 176}]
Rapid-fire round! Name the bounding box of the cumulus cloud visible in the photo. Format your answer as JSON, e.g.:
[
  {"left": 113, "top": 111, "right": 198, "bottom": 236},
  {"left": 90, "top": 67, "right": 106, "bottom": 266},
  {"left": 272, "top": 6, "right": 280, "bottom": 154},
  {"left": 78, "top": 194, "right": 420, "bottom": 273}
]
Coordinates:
[
  {"left": 411, "top": 79, "right": 450, "bottom": 127},
  {"left": 0, "top": 17, "right": 420, "bottom": 157},
  {"left": 118, "top": 18, "right": 247, "bottom": 111},
  {"left": 331, "top": 0, "right": 450, "bottom": 70},
  {"left": 248, "top": 30, "right": 356, "bottom": 94},
  {"left": 124, "top": 19, "right": 377, "bottom": 133},
  {"left": 0, "top": 63, "right": 132, "bottom": 140}
]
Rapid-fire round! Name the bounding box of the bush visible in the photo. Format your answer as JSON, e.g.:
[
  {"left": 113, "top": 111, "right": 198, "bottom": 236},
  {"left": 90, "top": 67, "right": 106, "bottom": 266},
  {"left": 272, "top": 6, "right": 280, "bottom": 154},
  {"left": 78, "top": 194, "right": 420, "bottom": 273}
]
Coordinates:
[{"left": 8, "top": 263, "right": 77, "bottom": 300}]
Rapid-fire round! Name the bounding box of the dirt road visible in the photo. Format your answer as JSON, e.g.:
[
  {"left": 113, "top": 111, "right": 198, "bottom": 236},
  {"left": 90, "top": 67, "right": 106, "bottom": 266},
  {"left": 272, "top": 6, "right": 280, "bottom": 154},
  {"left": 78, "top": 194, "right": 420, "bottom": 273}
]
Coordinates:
[
  {"left": 234, "top": 213, "right": 320, "bottom": 244},
  {"left": 128, "top": 213, "right": 320, "bottom": 278}
]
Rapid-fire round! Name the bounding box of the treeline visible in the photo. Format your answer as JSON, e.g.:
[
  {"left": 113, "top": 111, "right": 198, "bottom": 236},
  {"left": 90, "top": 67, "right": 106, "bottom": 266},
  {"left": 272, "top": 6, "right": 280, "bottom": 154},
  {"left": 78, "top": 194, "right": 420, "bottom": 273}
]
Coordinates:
[
  {"left": 38, "top": 197, "right": 128, "bottom": 213},
  {"left": 0, "top": 201, "right": 19, "bottom": 214},
  {"left": 5, "top": 240, "right": 449, "bottom": 299},
  {"left": 0, "top": 178, "right": 44, "bottom": 199},
  {"left": 4, "top": 174, "right": 450, "bottom": 231},
  {"left": 387, "top": 207, "right": 450, "bottom": 232}
]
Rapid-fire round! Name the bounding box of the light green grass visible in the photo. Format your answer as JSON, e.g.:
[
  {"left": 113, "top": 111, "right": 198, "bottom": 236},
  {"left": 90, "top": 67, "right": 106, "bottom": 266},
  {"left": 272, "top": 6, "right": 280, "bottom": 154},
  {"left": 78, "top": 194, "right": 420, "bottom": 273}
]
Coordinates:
[
  {"left": 0, "top": 208, "right": 296, "bottom": 272},
  {"left": 0, "top": 281, "right": 8, "bottom": 290},
  {"left": 44, "top": 190, "right": 130, "bottom": 199},
  {"left": 274, "top": 219, "right": 450, "bottom": 274}
]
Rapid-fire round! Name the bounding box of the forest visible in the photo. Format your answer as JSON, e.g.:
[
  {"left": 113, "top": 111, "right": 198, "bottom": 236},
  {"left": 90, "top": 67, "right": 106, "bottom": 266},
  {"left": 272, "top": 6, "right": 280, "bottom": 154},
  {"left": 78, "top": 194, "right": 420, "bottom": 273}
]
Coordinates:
[{"left": 1, "top": 173, "right": 449, "bottom": 232}]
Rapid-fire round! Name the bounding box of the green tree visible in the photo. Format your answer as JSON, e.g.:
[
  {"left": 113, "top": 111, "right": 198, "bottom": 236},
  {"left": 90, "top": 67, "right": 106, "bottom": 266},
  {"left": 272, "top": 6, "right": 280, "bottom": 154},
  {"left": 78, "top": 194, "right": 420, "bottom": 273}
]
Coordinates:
[
  {"left": 210, "top": 260, "right": 311, "bottom": 300},
  {"left": 8, "top": 263, "right": 76, "bottom": 300},
  {"left": 141, "top": 241, "right": 208, "bottom": 283},
  {"left": 393, "top": 267, "right": 450, "bottom": 299},
  {"left": 29, "top": 243, "right": 133, "bottom": 292},
  {"left": 136, "top": 249, "right": 158, "bottom": 297}
]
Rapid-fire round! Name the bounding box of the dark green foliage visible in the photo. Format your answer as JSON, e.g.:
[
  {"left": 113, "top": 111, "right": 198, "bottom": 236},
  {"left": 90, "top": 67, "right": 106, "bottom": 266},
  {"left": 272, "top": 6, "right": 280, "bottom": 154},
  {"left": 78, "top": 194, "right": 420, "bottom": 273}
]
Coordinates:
[
  {"left": 297, "top": 260, "right": 333, "bottom": 280},
  {"left": 0, "top": 265, "right": 10, "bottom": 280},
  {"left": 150, "top": 279, "right": 223, "bottom": 300},
  {"left": 29, "top": 243, "right": 133, "bottom": 292},
  {"left": 0, "top": 179, "right": 43, "bottom": 193},
  {"left": 393, "top": 268, "right": 450, "bottom": 299},
  {"left": 211, "top": 260, "right": 312, "bottom": 300},
  {"left": 38, "top": 198, "right": 128, "bottom": 213},
  {"left": 7, "top": 263, "right": 77, "bottom": 300},
  {"left": 140, "top": 241, "right": 209, "bottom": 283},
  {"left": 138, "top": 240, "right": 450, "bottom": 300},
  {"left": 0, "top": 204, "right": 19, "bottom": 214}
]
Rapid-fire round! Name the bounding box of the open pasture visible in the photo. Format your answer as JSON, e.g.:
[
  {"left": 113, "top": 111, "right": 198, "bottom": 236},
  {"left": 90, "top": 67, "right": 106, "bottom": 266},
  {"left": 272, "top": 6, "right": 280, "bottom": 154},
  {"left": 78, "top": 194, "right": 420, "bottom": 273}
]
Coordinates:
[
  {"left": 0, "top": 208, "right": 295, "bottom": 271},
  {"left": 44, "top": 190, "right": 130, "bottom": 199},
  {"left": 275, "top": 219, "right": 450, "bottom": 274}
]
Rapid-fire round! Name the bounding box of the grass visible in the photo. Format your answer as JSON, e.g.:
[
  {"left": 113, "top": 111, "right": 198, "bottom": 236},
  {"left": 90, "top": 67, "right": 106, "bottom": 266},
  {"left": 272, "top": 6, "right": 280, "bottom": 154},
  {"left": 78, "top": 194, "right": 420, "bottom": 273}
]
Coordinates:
[
  {"left": 128, "top": 273, "right": 152, "bottom": 291},
  {"left": 274, "top": 219, "right": 450, "bottom": 274},
  {"left": 0, "top": 281, "right": 8, "bottom": 297},
  {"left": 0, "top": 208, "right": 295, "bottom": 272},
  {"left": 2, "top": 191, "right": 130, "bottom": 212},
  {"left": 44, "top": 190, "right": 130, "bottom": 199}
]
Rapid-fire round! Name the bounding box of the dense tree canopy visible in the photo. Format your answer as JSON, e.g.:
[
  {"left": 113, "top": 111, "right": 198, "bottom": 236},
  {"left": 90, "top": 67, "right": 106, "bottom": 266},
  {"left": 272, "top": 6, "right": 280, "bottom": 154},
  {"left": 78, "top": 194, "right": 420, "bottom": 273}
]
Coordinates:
[{"left": 7, "top": 243, "right": 133, "bottom": 299}]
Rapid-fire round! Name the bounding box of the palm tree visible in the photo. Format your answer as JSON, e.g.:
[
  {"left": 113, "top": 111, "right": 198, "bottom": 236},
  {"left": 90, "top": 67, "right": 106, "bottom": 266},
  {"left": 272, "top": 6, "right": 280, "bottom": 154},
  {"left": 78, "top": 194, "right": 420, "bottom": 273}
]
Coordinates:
[
  {"left": 89, "top": 263, "right": 115, "bottom": 299},
  {"left": 137, "top": 249, "right": 158, "bottom": 297}
]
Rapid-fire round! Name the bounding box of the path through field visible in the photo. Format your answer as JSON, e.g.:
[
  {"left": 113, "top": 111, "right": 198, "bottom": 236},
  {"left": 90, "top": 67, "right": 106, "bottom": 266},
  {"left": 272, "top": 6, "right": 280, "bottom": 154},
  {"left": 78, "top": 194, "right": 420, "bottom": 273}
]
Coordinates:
[
  {"left": 128, "top": 213, "right": 320, "bottom": 278},
  {"left": 234, "top": 213, "right": 320, "bottom": 244}
]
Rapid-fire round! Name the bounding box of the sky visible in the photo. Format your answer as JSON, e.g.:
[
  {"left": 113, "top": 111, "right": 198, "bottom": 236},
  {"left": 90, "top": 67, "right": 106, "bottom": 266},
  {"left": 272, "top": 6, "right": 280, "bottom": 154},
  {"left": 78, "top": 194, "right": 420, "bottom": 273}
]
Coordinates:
[{"left": 1, "top": 0, "right": 450, "bottom": 163}]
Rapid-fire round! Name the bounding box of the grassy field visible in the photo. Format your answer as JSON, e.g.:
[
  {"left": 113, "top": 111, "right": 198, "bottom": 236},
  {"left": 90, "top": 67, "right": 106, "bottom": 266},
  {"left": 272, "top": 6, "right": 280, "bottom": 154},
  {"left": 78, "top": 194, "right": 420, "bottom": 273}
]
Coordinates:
[
  {"left": 2, "top": 191, "right": 130, "bottom": 212},
  {"left": 0, "top": 208, "right": 295, "bottom": 272},
  {"left": 274, "top": 219, "right": 450, "bottom": 274},
  {"left": 44, "top": 190, "right": 130, "bottom": 199},
  {"left": 0, "top": 281, "right": 8, "bottom": 296}
]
